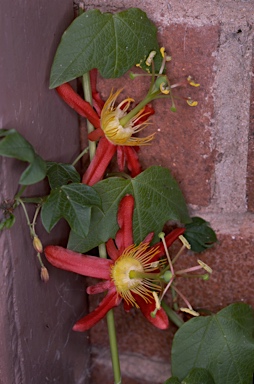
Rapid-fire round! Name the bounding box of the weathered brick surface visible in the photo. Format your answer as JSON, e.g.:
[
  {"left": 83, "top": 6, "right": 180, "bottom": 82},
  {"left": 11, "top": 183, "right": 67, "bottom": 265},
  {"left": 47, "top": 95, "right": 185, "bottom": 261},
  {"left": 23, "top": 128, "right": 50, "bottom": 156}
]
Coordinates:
[{"left": 247, "top": 39, "right": 254, "bottom": 212}]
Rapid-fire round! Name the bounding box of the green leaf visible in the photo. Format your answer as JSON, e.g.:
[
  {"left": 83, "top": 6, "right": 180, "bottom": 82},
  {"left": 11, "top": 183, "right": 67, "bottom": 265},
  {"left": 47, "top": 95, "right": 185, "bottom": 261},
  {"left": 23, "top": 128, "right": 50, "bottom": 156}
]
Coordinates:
[
  {"left": 49, "top": 8, "right": 159, "bottom": 88},
  {"left": 0, "top": 214, "right": 15, "bottom": 230},
  {"left": 41, "top": 183, "right": 101, "bottom": 237},
  {"left": 184, "top": 217, "right": 217, "bottom": 253},
  {"left": 171, "top": 303, "right": 254, "bottom": 384},
  {"left": 182, "top": 368, "right": 215, "bottom": 384},
  {"left": 46, "top": 162, "right": 80, "bottom": 189},
  {"left": 164, "top": 377, "right": 181, "bottom": 384},
  {"left": 164, "top": 369, "right": 215, "bottom": 384},
  {"left": 0, "top": 129, "right": 47, "bottom": 185},
  {"left": 68, "top": 166, "right": 190, "bottom": 252}
]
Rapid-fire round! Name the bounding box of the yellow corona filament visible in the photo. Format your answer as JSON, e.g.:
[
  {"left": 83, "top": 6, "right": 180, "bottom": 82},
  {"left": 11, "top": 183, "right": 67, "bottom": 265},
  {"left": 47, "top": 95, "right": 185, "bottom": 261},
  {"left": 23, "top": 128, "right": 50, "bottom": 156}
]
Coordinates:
[
  {"left": 100, "top": 89, "right": 155, "bottom": 146},
  {"left": 110, "top": 243, "right": 162, "bottom": 307}
]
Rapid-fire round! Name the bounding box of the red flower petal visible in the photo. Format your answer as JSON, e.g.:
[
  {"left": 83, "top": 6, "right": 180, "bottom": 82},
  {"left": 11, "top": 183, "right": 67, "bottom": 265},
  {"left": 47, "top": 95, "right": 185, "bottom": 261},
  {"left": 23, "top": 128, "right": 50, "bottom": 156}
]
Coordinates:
[
  {"left": 134, "top": 295, "right": 169, "bottom": 330},
  {"left": 56, "top": 83, "right": 100, "bottom": 129},
  {"left": 87, "top": 280, "right": 114, "bottom": 295},
  {"left": 73, "top": 288, "right": 121, "bottom": 332},
  {"left": 115, "top": 195, "right": 134, "bottom": 251},
  {"left": 82, "top": 137, "right": 116, "bottom": 186},
  {"left": 44, "top": 245, "right": 112, "bottom": 279},
  {"left": 106, "top": 238, "right": 121, "bottom": 261},
  {"left": 88, "top": 127, "right": 104, "bottom": 141},
  {"left": 90, "top": 69, "right": 105, "bottom": 115},
  {"left": 120, "top": 146, "right": 142, "bottom": 177}
]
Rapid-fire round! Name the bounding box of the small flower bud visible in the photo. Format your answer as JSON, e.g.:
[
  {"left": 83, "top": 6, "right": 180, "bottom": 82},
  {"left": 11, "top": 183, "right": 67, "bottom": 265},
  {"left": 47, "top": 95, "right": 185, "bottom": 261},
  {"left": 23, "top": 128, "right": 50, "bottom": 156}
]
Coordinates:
[
  {"left": 40, "top": 266, "right": 49, "bottom": 283},
  {"left": 33, "top": 236, "right": 43, "bottom": 253}
]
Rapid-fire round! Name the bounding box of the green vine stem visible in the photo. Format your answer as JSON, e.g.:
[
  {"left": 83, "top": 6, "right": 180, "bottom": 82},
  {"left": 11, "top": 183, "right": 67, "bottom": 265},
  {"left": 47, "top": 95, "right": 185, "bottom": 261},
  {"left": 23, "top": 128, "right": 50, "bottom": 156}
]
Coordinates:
[
  {"left": 161, "top": 300, "right": 184, "bottom": 328},
  {"left": 99, "top": 243, "right": 122, "bottom": 384},
  {"left": 82, "top": 72, "right": 97, "bottom": 161},
  {"left": 82, "top": 73, "right": 122, "bottom": 383}
]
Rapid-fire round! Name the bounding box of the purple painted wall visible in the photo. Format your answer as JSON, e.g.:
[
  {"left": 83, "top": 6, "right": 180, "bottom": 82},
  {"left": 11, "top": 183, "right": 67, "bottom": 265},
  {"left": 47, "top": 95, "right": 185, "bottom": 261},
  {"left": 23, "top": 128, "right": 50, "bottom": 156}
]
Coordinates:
[{"left": 0, "top": 2, "right": 90, "bottom": 383}]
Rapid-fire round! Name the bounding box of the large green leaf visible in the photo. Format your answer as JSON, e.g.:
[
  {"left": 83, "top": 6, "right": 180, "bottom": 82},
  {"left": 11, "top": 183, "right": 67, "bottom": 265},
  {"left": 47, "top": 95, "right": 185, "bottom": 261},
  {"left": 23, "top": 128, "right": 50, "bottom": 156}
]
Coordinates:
[
  {"left": 0, "top": 129, "right": 46, "bottom": 185},
  {"left": 41, "top": 183, "right": 101, "bottom": 237},
  {"left": 68, "top": 166, "right": 190, "bottom": 252},
  {"left": 46, "top": 162, "right": 80, "bottom": 189},
  {"left": 50, "top": 8, "right": 159, "bottom": 88},
  {"left": 171, "top": 303, "right": 254, "bottom": 384}
]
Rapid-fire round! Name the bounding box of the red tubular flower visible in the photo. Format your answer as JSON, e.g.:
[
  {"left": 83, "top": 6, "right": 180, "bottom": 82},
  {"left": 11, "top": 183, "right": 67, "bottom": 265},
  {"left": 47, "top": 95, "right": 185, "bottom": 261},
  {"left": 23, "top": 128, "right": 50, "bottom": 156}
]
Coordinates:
[
  {"left": 56, "top": 70, "right": 154, "bottom": 185},
  {"left": 45, "top": 195, "right": 185, "bottom": 332}
]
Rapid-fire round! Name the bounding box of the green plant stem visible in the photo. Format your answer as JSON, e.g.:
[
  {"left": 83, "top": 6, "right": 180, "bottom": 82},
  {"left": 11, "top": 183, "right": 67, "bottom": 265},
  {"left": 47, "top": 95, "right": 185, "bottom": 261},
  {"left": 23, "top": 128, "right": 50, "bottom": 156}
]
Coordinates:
[
  {"left": 99, "top": 243, "right": 121, "bottom": 384},
  {"left": 82, "top": 71, "right": 122, "bottom": 383},
  {"left": 82, "top": 72, "right": 97, "bottom": 161},
  {"left": 72, "top": 146, "right": 89, "bottom": 167},
  {"left": 161, "top": 300, "right": 184, "bottom": 328}
]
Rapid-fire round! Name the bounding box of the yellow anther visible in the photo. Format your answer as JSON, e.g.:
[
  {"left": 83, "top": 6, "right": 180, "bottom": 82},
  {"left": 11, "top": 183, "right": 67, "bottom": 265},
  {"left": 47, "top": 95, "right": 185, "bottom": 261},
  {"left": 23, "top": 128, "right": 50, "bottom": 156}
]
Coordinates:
[
  {"left": 197, "top": 260, "right": 212, "bottom": 274},
  {"left": 145, "top": 51, "right": 156, "bottom": 66},
  {"left": 180, "top": 307, "right": 200, "bottom": 317},
  {"left": 160, "top": 47, "right": 166, "bottom": 58},
  {"left": 160, "top": 83, "right": 170, "bottom": 95},
  {"left": 152, "top": 291, "right": 161, "bottom": 310},
  {"left": 179, "top": 235, "right": 191, "bottom": 250},
  {"left": 187, "top": 76, "right": 200, "bottom": 87},
  {"left": 136, "top": 63, "right": 141, "bottom": 68},
  {"left": 187, "top": 99, "right": 198, "bottom": 107}
]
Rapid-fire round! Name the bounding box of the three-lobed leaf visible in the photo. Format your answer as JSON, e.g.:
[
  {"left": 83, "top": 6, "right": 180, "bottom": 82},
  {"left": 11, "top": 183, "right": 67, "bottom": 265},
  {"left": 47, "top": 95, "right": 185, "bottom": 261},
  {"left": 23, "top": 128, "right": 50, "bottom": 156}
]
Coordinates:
[
  {"left": 50, "top": 8, "right": 160, "bottom": 88},
  {"left": 41, "top": 183, "right": 101, "bottom": 237},
  {"left": 171, "top": 303, "right": 254, "bottom": 384},
  {"left": 0, "top": 129, "right": 46, "bottom": 185},
  {"left": 68, "top": 166, "right": 190, "bottom": 252}
]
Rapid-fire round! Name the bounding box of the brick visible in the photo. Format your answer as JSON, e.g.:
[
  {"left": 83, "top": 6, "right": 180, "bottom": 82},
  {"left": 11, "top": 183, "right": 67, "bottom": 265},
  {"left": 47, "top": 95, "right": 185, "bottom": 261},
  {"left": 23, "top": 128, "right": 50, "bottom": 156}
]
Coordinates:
[{"left": 247, "top": 39, "right": 254, "bottom": 212}]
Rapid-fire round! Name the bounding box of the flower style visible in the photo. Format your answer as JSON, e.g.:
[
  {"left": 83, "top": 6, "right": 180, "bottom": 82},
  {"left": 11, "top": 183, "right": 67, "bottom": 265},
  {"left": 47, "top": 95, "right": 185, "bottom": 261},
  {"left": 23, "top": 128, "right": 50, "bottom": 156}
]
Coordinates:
[
  {"left": 56, "top": 70, "right": 155, "bottom": 186},
  {"left": 44, "top": 195, "right": 185, "bottom": 332}
]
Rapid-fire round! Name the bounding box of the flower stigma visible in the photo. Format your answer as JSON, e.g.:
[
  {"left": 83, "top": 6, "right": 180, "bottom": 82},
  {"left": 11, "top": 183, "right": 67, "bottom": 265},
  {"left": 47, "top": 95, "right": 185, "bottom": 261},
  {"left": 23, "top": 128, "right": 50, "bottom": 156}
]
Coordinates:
[{"left": 110, "top": 243, "right": 162, "bottom": 307}]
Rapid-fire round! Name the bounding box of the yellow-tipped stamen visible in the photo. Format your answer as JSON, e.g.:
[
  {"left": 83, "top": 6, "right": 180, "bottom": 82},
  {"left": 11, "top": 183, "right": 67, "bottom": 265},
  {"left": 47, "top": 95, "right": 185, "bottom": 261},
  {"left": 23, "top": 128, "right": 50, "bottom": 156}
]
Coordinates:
[
  {"left": 187, "top": 75, "right": 200, "bottom": 87},
  {"left": 110, "top": 243, "right": 162, "bottom": 308},
  {"left": 100, "top": 89, "right": 155, "bottom": 146},
  {"left": 180, "top": 307, "right": 200, "bottom": 317},
  {"left": 146, "top": 51, "right": 156, "bottom": 66},
  {"left": 152, "top": 291, "right": 161, "bottom": 310},
  {"left": 158, "top": 232, "right": 174, "bottom": 271},
  {"left": 197, "top": 259, "right": 213, "bottom": 274},
  {"left": 187, "top": 99, "right": 198, "bottom": 107},
  {"left": 179, "top": 235, "right": 191, "bottom": 250},
  {"left": 160, "top": 47, "right": 166, "bottom": 58}
]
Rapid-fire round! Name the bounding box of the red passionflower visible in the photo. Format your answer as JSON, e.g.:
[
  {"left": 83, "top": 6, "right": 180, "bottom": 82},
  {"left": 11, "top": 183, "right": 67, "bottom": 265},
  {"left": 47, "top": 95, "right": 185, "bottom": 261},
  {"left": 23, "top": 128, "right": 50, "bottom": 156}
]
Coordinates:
[
  {"left": 56, "top": 70, "right": 155, "bottom": 186},
  {"left": 45, "top": 195, "right": 185, "bottom": 332}
]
